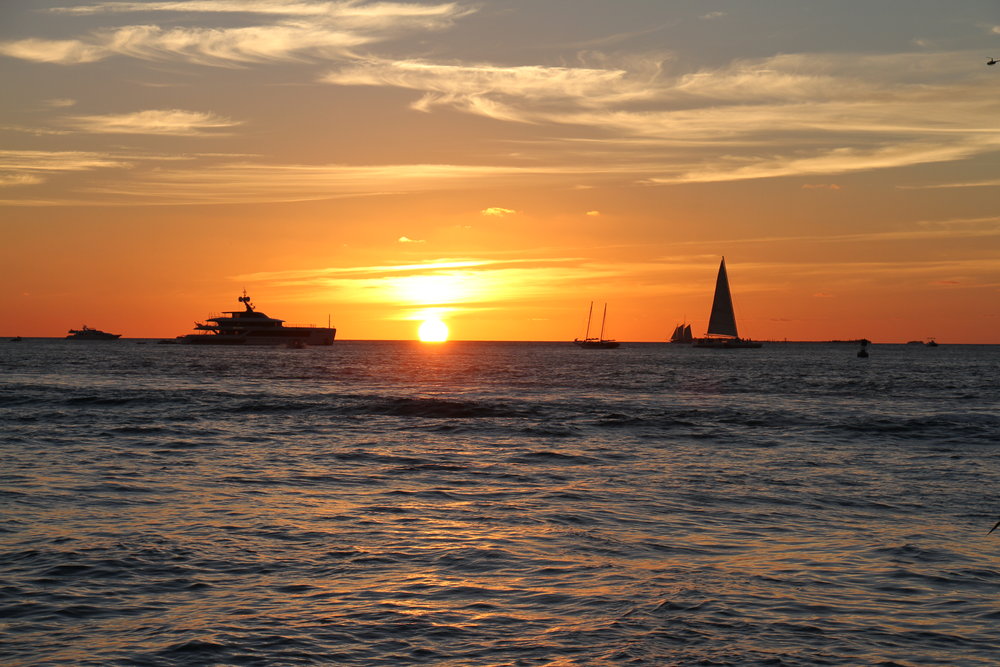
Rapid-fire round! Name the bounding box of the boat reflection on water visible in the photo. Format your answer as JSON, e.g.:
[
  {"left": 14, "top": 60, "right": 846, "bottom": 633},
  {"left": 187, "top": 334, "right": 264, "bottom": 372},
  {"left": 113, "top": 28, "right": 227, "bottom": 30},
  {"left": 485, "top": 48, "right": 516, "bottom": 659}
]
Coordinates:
[{"left": 179, "top": 292, "right": 336, "bottom": 346}]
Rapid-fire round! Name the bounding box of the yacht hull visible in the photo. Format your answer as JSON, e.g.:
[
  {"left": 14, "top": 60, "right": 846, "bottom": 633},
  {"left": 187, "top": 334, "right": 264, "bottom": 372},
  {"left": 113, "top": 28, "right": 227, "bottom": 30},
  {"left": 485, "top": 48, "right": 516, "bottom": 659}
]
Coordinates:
[
  {"left": 180, "top": 328, "right": 335, "bottom": 346},
  {"left": 693, "top": 338, "right": 762, "bottom": 349}
]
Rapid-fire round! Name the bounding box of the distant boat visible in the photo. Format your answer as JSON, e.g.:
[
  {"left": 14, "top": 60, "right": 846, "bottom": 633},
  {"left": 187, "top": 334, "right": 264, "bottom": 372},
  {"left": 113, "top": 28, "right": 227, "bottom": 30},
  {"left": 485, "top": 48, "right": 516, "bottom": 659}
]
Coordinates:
[
  {"left": 9, "top": 336, "right": 22, "bottom": 342},
  {"left": 668, "top": 322, "right": 693, "bottom": 344},
  {"left": 179, "top": 291, "right": 335, "bottom": 346},
  {"left": 692, "top": 257, "right": 762, "bottom": 349},
  {"left": 66, "top": 325, "right": 120, "bottom": 340},
  {"left": 574, "top": 302, "right": 620, "bottom": 349}
]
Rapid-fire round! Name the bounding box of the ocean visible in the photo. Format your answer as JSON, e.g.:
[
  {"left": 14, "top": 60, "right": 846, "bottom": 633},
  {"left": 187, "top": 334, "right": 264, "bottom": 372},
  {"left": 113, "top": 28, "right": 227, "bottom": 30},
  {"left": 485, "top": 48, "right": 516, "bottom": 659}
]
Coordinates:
[{"left": 2, "top": 339, "right": 999, "bottom": 666}]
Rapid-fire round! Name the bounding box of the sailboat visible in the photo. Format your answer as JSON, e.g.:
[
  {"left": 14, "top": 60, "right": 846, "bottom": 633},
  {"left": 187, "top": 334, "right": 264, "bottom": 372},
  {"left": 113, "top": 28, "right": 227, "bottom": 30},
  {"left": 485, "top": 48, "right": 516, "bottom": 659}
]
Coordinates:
[
  {"left": 692, "top": 257, "right": 762, "bottom": 349},
  {"left": 669, "top": 322, "right": 693, "bottom": 344},
  {"left": 574, "top": 302, "right": 620, "bottom": 349}
]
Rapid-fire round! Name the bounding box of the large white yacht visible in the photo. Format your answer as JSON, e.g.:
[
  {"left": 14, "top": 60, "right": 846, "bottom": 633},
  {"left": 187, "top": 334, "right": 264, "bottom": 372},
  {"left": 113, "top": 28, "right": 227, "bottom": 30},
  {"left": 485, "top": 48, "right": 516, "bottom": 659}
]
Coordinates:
[
  {"left": 66, "top": 325, "right": 121, "bottom": 340},
  {"left": 179, "top": 292, "right": 336, "bottom": 346}
]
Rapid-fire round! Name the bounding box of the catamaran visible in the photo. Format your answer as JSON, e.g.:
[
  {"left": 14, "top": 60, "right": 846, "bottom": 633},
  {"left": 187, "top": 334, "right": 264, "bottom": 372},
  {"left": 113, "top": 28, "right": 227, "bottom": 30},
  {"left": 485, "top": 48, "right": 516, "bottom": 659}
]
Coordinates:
[
  {"left": 574, "top": 302, "right": 620, "bottom": 349},
  {"left": 693, "top": 257, "right": 762, "bottom": 349}
]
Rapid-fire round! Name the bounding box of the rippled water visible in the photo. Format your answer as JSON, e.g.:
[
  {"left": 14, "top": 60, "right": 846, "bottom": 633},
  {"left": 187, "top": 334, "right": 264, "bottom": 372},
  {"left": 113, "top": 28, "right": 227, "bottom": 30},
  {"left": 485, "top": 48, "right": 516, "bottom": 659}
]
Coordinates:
[{"left": 2, "top": 339, "right": 999, "bottom": 666}]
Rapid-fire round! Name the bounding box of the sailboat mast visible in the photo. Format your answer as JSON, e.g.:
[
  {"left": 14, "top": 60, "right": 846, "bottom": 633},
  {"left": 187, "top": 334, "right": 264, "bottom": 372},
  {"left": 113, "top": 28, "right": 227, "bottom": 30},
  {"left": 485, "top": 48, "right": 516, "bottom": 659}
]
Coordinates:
[
  {"left": 599, "top": 303, "right": 608, "bottom": 340},
  {"left": 584, "top": 301, "right": 594, "bottom": 340}
]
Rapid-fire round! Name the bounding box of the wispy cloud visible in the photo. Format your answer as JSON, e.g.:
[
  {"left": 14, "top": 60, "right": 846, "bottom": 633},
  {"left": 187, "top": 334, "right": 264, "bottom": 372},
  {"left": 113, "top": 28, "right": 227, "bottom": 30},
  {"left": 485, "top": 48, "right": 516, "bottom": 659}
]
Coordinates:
[
  {"left": 898, "top": 178, "right": 1000, "bottom": 190},
  {"left": 0, "top": 149, "right": 131, "bottom": 174},
  {"left": 0, "top": 39, "right": 109, "bottom": 64},
  {"left": 323, "top": 50, "right": 1000, "bottom": 182},
  {"left": 648, "top": 140, "right": 997, "bottom": 184},
  {"left": 0, "top": 149, "right": 132, "bottom": 192},
  {"left": 234, "top": 256, "right": 619, "bottom": 308},
  {"left": 2, "top": 1, "right": 472, "bottom": 66},
  {"left": 49, "top": 1, "right": 468, "bottom": 22},
  {"left": 65, "top": 109, "right": 239, "bottom": 135},
  {"left": 0, "top": 174, "right": 45, "bottom": 187},
  {"left": 72, "top": 162, "right": 630, "bottom": 205},
  {"left": 481, "top": 207, "right": 516, "bottom": 217},
  {"left": 397, "top": 236, "right": 424, "bottom": 243},
  {"left": 323, "top": 57, "right": 658, "bottom": 120}
]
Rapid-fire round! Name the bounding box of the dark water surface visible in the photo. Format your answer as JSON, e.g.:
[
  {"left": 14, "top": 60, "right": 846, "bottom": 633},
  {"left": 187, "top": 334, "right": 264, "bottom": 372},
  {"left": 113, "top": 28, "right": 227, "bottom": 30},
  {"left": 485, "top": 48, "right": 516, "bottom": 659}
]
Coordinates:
[{"left": 2, "top": 340, "right": 999, "bottom": 665}]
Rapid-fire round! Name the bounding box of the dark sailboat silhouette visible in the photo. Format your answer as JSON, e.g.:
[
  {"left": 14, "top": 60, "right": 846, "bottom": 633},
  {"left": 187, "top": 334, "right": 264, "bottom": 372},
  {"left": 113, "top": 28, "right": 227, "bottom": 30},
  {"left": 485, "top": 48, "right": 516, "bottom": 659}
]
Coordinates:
[
  {"left": 668, "top": 322, "right": 693, "bottom": 344},
  {"left": 574, "top": 302, "right": 620, "bottom": 349},
  {"left": 693, "top": 257, "right": 761, "bottom": 349}
]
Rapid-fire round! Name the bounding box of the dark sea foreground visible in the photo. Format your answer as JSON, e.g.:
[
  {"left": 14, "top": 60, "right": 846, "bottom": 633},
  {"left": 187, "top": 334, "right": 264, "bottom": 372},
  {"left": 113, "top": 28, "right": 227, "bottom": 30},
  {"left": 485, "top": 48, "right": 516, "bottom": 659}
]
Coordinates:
[{"left": 2, "top": 339, "right": 999, "bottom": 666}]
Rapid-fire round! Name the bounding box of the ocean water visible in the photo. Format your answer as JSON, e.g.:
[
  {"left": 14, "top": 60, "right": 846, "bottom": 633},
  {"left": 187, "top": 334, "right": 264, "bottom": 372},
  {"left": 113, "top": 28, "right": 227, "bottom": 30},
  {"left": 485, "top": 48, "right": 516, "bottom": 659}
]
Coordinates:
[{"left": 2, "top": 339, "right": 999, "bottom": 666}]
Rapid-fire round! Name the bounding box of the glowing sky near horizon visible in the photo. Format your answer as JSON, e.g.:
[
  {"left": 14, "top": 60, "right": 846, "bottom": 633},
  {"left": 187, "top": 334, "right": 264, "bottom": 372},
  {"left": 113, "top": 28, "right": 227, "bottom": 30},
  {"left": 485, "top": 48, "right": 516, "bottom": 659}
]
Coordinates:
[{"left": 1, "top": 0, "right": 999, "bottom": 342}]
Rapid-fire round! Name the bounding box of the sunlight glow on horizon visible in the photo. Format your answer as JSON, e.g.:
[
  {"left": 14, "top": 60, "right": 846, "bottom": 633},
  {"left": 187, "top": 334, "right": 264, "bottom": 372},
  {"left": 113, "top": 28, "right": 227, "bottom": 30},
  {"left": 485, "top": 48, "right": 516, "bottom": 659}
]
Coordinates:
[{"left": 417, "top": 317, "right": 449, "bottom": 342}]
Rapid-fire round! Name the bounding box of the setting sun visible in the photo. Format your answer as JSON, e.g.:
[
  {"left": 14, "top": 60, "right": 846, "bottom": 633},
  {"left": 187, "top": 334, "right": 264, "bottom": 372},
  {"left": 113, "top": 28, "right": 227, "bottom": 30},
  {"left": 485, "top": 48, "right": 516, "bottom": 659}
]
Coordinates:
[{"left": 417, "top": 318, "right": 449, "bottom": 342}]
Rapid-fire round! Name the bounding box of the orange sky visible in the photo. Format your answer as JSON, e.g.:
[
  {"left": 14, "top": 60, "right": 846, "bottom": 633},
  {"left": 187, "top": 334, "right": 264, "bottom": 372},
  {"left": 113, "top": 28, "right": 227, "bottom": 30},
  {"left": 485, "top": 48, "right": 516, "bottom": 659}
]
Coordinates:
[{"left": 2, "top": 1, "right": 999, "bottom": 342}]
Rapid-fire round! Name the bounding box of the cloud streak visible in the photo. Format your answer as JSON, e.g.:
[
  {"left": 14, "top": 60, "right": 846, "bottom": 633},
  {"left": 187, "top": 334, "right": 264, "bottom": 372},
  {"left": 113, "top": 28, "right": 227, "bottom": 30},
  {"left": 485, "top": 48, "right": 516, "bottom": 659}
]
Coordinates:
[
  {"left": 234, "top": 256, "right": 620, "bottom": 309},
  {"left": 1, "top": 1, "right": 471, "bottom": 67},
  {"left": 322, "top": 50, "right": 1000, "bottom": 181},
  {"left": 66, "top": 109, "right": 239, "bottom": 135},
  {"left": 69, "top": 161, "right": 639, "bottom": 205}
]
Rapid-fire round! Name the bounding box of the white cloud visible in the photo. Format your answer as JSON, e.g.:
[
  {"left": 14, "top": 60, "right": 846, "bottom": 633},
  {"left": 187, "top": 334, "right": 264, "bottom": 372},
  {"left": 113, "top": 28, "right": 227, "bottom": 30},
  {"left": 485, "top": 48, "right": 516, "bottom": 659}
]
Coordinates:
[
  {"left": 898, "top": 178, "right": 1000, "bottom": 190},
  {"left": 3, "top": 2, "right": 472, "bottom": 66},
  {"left": 71, "top": 162, "right": 620, "bottom": 205},
  {"left": 66, "top": 109, "right": 239, "bottom": 135},
  {"left": 324, "top": 57, "right": 657, "bottom": 121},
  {"left": 322, "top": 50, "right": 1000, "bottom": 182},
  {"left": 0, "top": 38, "right": 108, "bottom": 64},
  {"left": 0, "top": 174, "right": 45, "bottom": 186},
  {"left": 651, "top": 140, "right": 998, "bottom": 184},
  {"left": 233, "top": 256, "right": 613, "bottom": 307},
  {"left": 0, "top": 149, "right": 131, "bottom": 173},
  {"left": 0, "top": 149, "right": 132, "bottom": 191},
  {"left": 50, "top": 1, "right": 470, "bottom": 24},
  {"left": 481, "top": 207, "right": 516, "bottom": 217}
]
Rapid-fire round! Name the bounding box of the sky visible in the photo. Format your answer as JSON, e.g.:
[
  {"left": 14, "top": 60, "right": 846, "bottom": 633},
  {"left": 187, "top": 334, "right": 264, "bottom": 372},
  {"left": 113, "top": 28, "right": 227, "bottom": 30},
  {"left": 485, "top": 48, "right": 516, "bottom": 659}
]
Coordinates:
[{"left": 1, "top": 0, "right": 999, "bottom": 342}]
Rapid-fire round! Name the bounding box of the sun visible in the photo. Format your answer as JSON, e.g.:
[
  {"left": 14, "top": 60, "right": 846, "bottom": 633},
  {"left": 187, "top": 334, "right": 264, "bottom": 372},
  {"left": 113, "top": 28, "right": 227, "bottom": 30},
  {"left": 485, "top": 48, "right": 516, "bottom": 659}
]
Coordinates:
[{"left": 417, "top": 318, "right": 449, "bottom": 342}]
